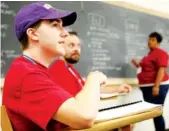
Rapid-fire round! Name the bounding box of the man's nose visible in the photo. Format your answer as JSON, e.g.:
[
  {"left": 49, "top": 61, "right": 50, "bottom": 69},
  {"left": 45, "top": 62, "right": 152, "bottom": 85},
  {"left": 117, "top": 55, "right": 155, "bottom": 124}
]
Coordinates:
[{"left": 60, "top": 28, "right": 69, "bottom": 38}]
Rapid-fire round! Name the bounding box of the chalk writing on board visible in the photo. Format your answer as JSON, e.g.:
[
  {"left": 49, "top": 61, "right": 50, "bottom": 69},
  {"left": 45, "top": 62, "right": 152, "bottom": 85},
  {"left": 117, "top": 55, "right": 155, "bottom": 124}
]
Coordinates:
[
  {"left": 1, "top": 60, "right": 6, "bottom": 68},
  {"left": 0, "top": 2, "right": 9, "bottom": 9},
  {"left": 161, "top": 31, "right": 169, "bottom": 54},
  {"left": 1, "top": 2, "right": 16, "bottom": 16},
  {"left": 109, "top": 32, "right": 120, "bottom": 40},
  {"left": 88, "top": 13, "right": 105, "bottom": 27},
  {"left": 86, "top": 12, "right": 123, "bottom": 72},
  {"left": 125, "top": 30, "right": 147, "bottom": 64},
  {"left": 1, "top": 24, "right": 9, "bottom": 38},
  {"left": 0, "top": 32, "right": 7, "bottom": 38},
  {"left": 87, "top": 12, "right": 110, "bottom": 71},
  {"left": 1, "top": 50, "right": 20, "bottom": 58},
  {"left": 125, "top": 18, "right": 139, "bottom": 33},
  {"left": 153, "top": 23, "right": 169, "bottom": 54},
  {"left": 1, "top": 24, "right": 9, "bottom": 30},
  {"left": 1, "top": 2, "right": 16, "bottom": 40},
  {"left": 109, "top": 27, "right": 122, "bottom": 41},
  {"left": 1, "top": 50, "right": 21, "bottom": 72},
  {"left": 164, "top": 31, "right": 169, "bottom": 54},
  {"left": 87, "top": 27, "right": 121, "bottom": 41}
]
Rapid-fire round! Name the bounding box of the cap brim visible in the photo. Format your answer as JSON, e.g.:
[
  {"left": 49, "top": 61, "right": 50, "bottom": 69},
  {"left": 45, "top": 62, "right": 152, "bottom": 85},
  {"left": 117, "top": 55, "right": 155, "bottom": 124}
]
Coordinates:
[
  {"left": 61, "top": 12, "right": 77, "bottom": 26},
  {"left": 42, "top": 10, "right": 77, "bottom": 26}
]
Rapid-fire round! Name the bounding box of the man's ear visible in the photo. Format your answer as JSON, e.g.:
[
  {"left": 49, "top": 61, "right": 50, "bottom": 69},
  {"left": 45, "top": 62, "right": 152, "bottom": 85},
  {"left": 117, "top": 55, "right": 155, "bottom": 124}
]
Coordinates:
[{"left": 26, "top": 28, "right": 39, "bottom": 41}]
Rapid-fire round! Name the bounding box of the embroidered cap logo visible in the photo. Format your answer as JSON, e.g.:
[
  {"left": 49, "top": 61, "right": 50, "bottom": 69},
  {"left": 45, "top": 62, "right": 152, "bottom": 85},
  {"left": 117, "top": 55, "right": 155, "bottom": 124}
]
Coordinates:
[{"left": 44, "top": 4, "right": 53, "bottom": 9}]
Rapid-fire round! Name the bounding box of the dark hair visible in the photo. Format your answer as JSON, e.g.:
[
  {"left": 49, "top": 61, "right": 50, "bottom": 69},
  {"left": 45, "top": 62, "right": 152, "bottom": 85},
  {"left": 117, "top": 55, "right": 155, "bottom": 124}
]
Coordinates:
[
  {"left": 19, "top": 20, "right": 42, "bottom": 50},
  {"left": 69, "top": 31, "right": 78, "bottom": 36},
  {"left": 149, "top": 32, "right": 163, "bottom": 43}
]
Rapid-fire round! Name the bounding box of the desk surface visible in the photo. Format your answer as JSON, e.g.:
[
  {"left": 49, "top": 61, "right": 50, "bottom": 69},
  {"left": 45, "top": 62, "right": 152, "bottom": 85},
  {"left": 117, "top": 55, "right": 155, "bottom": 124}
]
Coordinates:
[{"left": 64, "top": 108, "right": 162, "bottom": 131}]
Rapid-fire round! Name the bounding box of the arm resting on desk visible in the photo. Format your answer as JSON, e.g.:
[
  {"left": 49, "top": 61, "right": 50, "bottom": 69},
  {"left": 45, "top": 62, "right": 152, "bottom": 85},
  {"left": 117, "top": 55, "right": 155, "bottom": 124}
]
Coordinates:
[
  {"left": 53, "top": 98, "right": 94, "bottom": 129},
  {"left": 53, "top": 73, "right": 105, "bottom": 129},
  {"left": 101, "top": 84, "right": 132, "bottom": 94},
  {"left": 64, "top": 108, "right": 162, "bottom": 131}
]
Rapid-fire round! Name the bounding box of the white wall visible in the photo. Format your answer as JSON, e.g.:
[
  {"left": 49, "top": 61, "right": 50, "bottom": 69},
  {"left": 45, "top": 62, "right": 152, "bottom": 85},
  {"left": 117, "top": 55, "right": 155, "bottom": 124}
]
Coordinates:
[{"left": 125, "top": 0, "right": 169, "bottom": 14}]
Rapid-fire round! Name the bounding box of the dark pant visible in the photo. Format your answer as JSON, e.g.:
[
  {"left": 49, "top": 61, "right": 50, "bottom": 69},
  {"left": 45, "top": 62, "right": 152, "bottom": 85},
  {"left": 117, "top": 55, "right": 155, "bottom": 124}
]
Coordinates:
[{"left": 140, "top": 84, "right": 169, "bottom": 131}]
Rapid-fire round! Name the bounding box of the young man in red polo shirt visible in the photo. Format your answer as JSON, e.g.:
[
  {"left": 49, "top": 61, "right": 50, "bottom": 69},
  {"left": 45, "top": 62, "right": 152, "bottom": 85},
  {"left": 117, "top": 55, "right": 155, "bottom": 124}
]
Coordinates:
[
  {"left": 48, "top": 31, "right": 133, "bottom": 131},
  {"left": 2, "top": 2, "right": 107, "bottom": 131},
  {"left": 131, "top": 32, "right": 169, "bottom": 131}
]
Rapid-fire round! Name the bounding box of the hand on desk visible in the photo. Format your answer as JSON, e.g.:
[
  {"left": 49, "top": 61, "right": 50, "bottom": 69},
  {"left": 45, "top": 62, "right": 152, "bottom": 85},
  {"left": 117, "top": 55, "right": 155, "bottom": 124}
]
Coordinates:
[
  {"left": 117, "top": 84, "right": 132, "bottom": 94},
  {"left": 100, "top": 84, "right": 132, "bottom": 94}
]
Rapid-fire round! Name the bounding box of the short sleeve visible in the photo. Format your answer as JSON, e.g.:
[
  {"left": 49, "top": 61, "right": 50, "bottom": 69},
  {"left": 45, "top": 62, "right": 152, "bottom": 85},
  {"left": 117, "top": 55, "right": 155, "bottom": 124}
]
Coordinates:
[
  {"left": 19, "top": 71, "right": 72, "bottom": 130},
  {"left": 156, "top": 51, "right": 169, "bottom": 67}
]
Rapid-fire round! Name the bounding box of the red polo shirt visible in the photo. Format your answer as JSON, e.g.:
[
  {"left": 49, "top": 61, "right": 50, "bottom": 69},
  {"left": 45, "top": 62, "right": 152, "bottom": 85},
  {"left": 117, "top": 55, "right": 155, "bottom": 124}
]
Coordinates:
[
  {"left": 48, "top": 60, "right": 84, "bottom": 96},
  {"left": 137, "top": 48, "right": 169, "bottom": 84},
  {"left": 2, "top": 56, "right": 72, "bottom": 131}
]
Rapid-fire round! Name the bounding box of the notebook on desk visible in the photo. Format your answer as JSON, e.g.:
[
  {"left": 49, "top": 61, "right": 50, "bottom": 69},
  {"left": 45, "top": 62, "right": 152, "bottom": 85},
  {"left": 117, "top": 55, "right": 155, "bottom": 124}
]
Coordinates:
[{"left": 95, "top": 100, "right": 162, "bottom": 122}]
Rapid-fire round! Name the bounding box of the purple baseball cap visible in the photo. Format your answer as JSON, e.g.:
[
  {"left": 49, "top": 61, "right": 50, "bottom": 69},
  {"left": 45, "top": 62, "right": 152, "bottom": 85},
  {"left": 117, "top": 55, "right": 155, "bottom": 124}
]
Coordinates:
[{"left": 14, "top": 2, "right": 77, "bottom": 40}]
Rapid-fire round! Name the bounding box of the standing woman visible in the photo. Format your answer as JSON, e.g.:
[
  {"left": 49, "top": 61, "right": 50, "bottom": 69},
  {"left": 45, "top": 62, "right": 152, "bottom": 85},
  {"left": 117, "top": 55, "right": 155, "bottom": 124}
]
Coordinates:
[{"left": 131, "top": 32, "right": 169, "bottom": 131}]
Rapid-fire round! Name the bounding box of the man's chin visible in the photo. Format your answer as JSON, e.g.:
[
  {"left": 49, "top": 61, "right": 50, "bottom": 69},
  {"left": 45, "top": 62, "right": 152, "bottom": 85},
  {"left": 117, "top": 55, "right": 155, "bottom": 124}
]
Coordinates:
[{"left": 65, "top": 58, "right": 79, "bottom": 64}]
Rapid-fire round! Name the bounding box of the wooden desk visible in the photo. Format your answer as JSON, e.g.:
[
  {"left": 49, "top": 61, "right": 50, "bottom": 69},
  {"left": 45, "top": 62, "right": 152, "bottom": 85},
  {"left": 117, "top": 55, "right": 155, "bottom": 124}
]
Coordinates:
[{"left": 63, "top": 107, "right": 162, "bottom": 131}]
